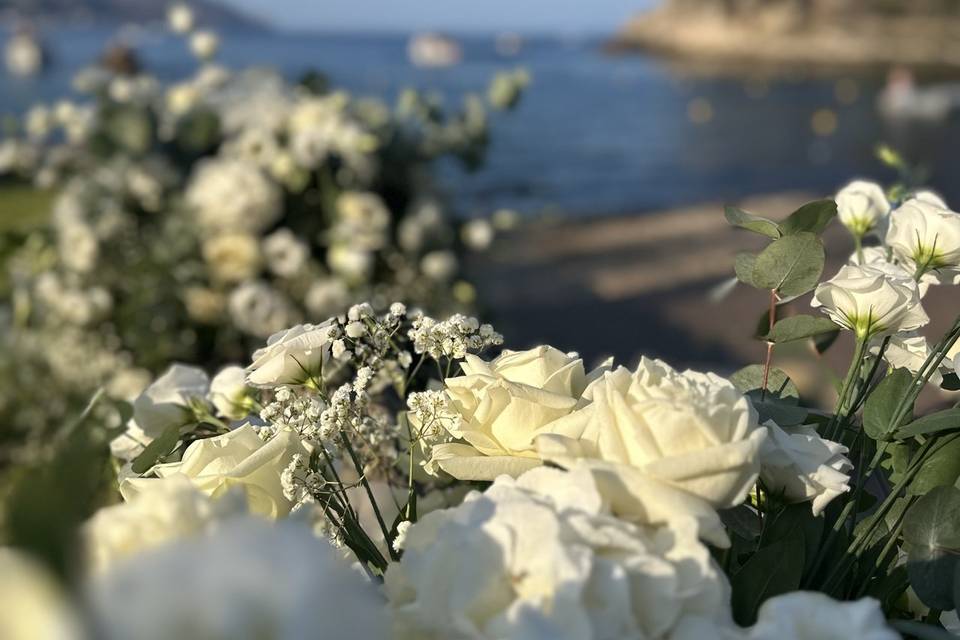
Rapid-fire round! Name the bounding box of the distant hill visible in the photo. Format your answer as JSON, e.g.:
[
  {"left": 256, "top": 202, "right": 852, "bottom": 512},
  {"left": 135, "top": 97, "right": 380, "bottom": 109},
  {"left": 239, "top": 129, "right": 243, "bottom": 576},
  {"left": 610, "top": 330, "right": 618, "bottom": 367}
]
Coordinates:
[
  {"left": 0, "top": 0, "right": 265, "bottom": 28},
  {"left": 610, "top": 0, "right": 960, "bottom": 72}
]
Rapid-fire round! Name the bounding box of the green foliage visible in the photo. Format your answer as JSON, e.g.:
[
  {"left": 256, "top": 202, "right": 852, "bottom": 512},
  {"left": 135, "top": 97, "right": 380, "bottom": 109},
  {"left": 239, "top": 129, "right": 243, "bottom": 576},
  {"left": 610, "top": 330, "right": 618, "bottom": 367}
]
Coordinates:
[
  {"left": 863, "top": 369, "right": 913, "bottom": 440},
  {"left": 895, "top": 408, "right": 960, "bottom": 440},
  {"left": 730, "top": 365, "right": 807, "bottom": 426},
  {"left": 730, "top": 534, "right": 805, "bottom": 626},
  {"left": 903, "top": 486, "right": 960, "bottom": 610},
  {"left": 908, "top": 437, "right": 960, "bottom": 496},
  {"left": 778, "top": 199, "right": 837, "bottom": 236},
  {"left": 762, "top": 314, "right": 838, "bottom": 344},
  {"left": 725, "top": 206, "right": 782, "bottom": 239},
  {"left": 752, "top": 232, "right": 825, "bottom": 297},
  {"left": 131, "top": 423, "right": 182, "bottom": 474}
]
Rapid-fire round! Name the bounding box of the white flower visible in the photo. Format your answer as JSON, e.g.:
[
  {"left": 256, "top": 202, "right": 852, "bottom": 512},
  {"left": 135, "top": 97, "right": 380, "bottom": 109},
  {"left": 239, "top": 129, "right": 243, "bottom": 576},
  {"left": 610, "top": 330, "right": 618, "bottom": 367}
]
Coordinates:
[
  {"left": 747, "top": 592, "right": 898, "bottom": 640},
  {"left": 835, "top": 180, "right": 890, "bottom": 237},
  {"left": 335, "top": 191, "right": 391, "bottom": 250},
  {"left": 812, "top": 264, "right": 928, "bottom": 339},
  {"left": 461, "top": 218, "right": 495, "bottom": 250},
  {"left": 185, "top": 157, "right": 282, "bottom": 235},
  {"left": 421, "top": 250, "right": 458, "bottom": 281},
  {"left": 327, "top": 244, "right": 374, "bottom": 281},
  {"left": 536, "top": 358, "right": 767, "bottom": 547},
  {"left": 384, "top": 466, "right": 732, "bottom": 640},
  {"left": 83, "top": 474, "right": 246, "bottom": 574},
  {"left": 886, "top": 198, "right": 960, "bottom": 283},
  {"left": 759, "top": 423, "right": 852, "bottom": 516},
  {"left": 166, "top": 82, "right": 200, "bottom": 115},
  {"left": 167, "top": 3, "right": 194, "bottom": 33},
  {"left": 228, "top": 281, "right": 299, "bottom": 338},
  {"left": 426, "top": 346, "right": 610, "bottom": 480},
  {"left": 305, "top": 279, "right": 350, "bottom": 318},
  {"left": 133, "top": 364, "right": 209, "bottom": 438},
  {"left": 209, "top": 365, "right": 252, "bottom": 420},
  {"left": 913, "top": 189, "right": 948, "bottom": 209},
  {"left": 0, "top": 548, "right": 84, "bottom": 640},
  {"left": 189, "top": 30, "right": 220, "bottom": 60},
  {"left": 246, "top": 322, "right": 334, "bottom": 387},
  {"left": 121, "top": 424, "right": 306, "bottom": 518},
  {"left": 872, "top": 333, "right": 944, "bottom": 386},
  {"left": 87, "top": 518, "right": 388, "bottom": 640},
  {"left": 202, "top": 233, "right": 262, "bottom": 283},
  {"left": 262, "top": 228, "right": 310, "bottom": 278}
]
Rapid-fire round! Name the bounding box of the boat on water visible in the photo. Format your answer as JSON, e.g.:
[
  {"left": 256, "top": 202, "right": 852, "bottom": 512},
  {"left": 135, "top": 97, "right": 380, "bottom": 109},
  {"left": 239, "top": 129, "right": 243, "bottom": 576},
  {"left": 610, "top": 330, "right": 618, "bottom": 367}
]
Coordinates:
[
  {"left": 407, "top": 33, "right": 462, "bottom": 68},
  {"left": 4, "top": 26, "right": 48, "bottom": 76}
]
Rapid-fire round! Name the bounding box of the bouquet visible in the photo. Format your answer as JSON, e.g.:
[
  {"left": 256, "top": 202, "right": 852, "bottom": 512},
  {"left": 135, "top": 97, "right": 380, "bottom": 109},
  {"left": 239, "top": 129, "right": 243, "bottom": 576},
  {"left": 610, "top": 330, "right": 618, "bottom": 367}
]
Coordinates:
[
  {"left": 5, "top": 175, "right": 960, "bottom": 638},
  {"left": 0, "top": 3, "right": 528, "bottom": 457}
]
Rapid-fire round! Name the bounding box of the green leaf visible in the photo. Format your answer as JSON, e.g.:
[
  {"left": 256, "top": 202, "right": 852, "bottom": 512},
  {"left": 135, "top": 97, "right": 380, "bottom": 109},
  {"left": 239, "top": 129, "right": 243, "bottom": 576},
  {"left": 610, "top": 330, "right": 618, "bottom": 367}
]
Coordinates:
[
  {"left": 903, "top": 485, "right": 960, "bottom": 610},
  {"left": 131, "top": 424, "right": 181, "bottom": 474},
  {"left": 734, "top": 252, "right": 760, "bottom": 288},
  {"left": 752, "top": 232, "right": 825, "bottom": 297},
  {"left": 763, "top": 315, "right": 839, "bottom": 344},
  {"left": 730, "top": 365, "right": 806, "bottom": 426},
  {"left": 730, "top": 535, "right": 805, "bottom": 626},
  {"left": 725, "top": 206, "right": 782, "bottom": 239},
  {"left": 719, "top": 505, "right": 762, "bottom": 541},
  {"left": 813, "top": 328, "right": 841, "bottom": 354},
  {"left": 896, "top": 408, "right": 960, "bottom": 441},
  {"left": 779, "top": 199, "right": 838, "bottom": 236},
  {"left": 890, "top": 620, "right": 958, "bottom": 640},
  {"left": 941, "top": 372, "right": 960, "bottom": 392},
  {"left": 909, "top": 437, "right": 960, "bottom": 496},
  {"left": 863, "top": 369, "right": 913, "bottom": 440},
  {"left": 761, "top": 503, "right": 824, "bottom": 576}
]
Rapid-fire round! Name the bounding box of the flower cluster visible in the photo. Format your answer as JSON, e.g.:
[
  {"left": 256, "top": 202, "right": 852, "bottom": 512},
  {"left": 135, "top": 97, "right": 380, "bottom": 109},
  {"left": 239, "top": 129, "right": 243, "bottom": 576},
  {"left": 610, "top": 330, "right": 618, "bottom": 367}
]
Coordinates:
[{"left": 0, "top": 9, "right": 525, "bottom": 453}]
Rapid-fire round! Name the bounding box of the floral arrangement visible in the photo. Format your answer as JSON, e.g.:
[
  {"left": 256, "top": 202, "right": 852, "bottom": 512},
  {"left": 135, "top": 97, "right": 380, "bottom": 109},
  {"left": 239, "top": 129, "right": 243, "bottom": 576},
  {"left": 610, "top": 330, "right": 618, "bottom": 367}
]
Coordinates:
[
  {"left": 0, "top": 4, "right": 528, "bottom": 454},
  {"left": 5, "top": 173, "right": 960, "bottom": 638}
]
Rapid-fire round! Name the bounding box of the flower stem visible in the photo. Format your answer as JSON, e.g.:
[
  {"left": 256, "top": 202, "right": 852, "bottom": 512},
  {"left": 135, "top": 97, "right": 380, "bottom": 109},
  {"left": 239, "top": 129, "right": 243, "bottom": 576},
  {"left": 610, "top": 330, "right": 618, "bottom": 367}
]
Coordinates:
[
  {"left": 339, "top": 432, "right": 398, "bottom": 561},
  {"left": 760, "top": 288, "right": 777, "bottom": 401}
]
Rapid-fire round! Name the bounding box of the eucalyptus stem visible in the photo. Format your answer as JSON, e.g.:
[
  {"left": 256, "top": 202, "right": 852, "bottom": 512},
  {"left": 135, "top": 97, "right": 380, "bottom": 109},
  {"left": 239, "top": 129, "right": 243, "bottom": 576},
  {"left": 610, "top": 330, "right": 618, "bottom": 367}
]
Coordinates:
[{"left": 760, "top": 288, "right": 777, "bottom": 401}]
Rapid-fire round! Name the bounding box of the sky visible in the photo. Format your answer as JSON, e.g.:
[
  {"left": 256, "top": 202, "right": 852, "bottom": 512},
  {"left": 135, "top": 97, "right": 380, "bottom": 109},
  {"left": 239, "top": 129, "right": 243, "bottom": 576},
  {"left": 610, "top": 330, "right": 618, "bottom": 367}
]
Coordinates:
[{"left": 224, "top": 0, "right": 656, "bottom": 34}]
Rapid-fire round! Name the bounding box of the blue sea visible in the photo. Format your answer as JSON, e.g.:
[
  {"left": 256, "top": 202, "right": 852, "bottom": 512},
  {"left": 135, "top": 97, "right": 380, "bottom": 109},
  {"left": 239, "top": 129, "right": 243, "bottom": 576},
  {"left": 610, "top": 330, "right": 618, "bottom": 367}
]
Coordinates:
[{"left": 3, "top": 27, "right": 960, "bottom": 217}]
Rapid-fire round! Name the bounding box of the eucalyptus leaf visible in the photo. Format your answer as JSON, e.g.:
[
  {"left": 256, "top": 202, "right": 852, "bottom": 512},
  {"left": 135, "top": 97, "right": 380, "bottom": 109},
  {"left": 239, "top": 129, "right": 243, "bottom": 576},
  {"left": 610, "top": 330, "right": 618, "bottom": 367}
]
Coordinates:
[
  {"left": 730, "top": 535, "right": 805, "bottom": 626},
  {"left": 813, "top": 328, "right": 841, "bottom": 354},
  {"left": 895, "top": 408, "right": 960, "bottom": 441},
  {"left": 735, "top": 252, "right": 760, "bottom": 289},
  {"left": 719, "top": 505, "right": 762, "bottom": 541},
  {"left": 863, "top": 369, "right": 913, "bottom": 440},
  {"left": 761, "top": 503, "right": 824, "bottom": 575},
  {"left": 725, "top": 206, "right": 782, "bottom": 239},
  {"left": 779, "top": 199, "right": 838, "bottom": 236},
  {"left": 751, "top": 232, "right": 825, "bottom": 297},
  {"left": 730, "top": 365, "right": 800, "bottom": 402},
  {"left": 903, "top": 485, "right": 960, "bottom": 610},
  {"left": 131, "top": 423, "right": 181, "bottom": 474},
  {"left": 763, "top": 315, "right": 839, "bottom": 344},
  {"left": 909, "top": 437, "right": 960, "bottom": 496}
]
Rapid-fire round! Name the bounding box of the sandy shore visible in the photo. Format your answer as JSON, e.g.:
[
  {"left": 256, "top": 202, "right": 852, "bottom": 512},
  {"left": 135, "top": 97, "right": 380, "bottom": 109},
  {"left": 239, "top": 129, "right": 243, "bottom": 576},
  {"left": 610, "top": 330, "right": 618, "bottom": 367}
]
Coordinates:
[{"left": 466, "top": 192, "right": 959, "bottom": 409}]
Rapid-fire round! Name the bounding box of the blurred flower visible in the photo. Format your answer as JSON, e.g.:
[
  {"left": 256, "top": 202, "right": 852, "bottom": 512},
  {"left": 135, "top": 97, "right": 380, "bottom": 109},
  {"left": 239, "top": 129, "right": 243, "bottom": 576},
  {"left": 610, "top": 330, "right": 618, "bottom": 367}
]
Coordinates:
[
  {"left": 812, "top": 264, "right": 928, "bottom": 339},
  {"left": 305, "top": 279, "right": 350, "bottom": 319},
  {"left": 189, "top": 30, "right": 220, "bottom": 61},
  {"left": 202, "top": 233, "right": 262, "bottom": 283},
  {"left": 385, "top": 466, "right": 732, "bottom": 640},
  {"left": 263, "top": 228, "right": 310, "bottom": 278},
  {"left": 328, "top": 244, "right": 374, "bottom": 281},
  {"left": 0, "top": 548, "right": 83, "bottom": 640},
  {"left": 84, "top": 474, "right": 246, "bottom": 574},
  {"left": 183, "top": 286, "right": 227, "bottom": 324},
  {"left": 461, "top": 218, "right": 494, "bottom": 250},
  {"left": 421, "top": 250, "right": 458, "bottom": 281},
  {"left": 186, "top": 158, "right": 282, "bottom": 235},
  {"left": 167, "top": 3, "right": 195, "bottom": 34},
  {"left": 746, "top": 592, "right": 898, "bottom": 640},
  {"left": 228, "top": 281, "right": 299, "bottom": 338},
  {"left": 121, "top": 424, "right": 306, "bottom": 518},
  {"left": 88, "top": 518, "right": 388, "bottom": 640},
  {"left": 835, "top": 180, "right": 889, "bottom": 238},
  {"left": 759, "top": 423, "right": 852, "bottom": 516}
]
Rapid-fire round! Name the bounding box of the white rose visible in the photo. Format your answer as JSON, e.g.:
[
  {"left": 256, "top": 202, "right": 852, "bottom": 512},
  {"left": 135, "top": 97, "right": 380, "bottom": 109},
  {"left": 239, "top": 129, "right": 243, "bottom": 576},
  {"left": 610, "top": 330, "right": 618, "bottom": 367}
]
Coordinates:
[
  {"left": 209, "top": 365, "right": 252, "bottom": 420},
  {"left": 385, "top": 467, "right": 732, "bottom": 640},
  {"left": 132, "top": 364, "right": 209, "bottom": 438},
  {"left": 245, "top": 322, "right": 335, "bottom": 387},
  {"left": 871, "top": 333, "right": 944, "bottom": 386},
  {"left": 747, "top": 592, "right": 898, "bottom": 640},
  {"left": 201, "top": 232, "right": 262, "bottom": 283},
  {"left": 913, "top": 189, "right": 948, "bottom": 208},
  {"left": 189, "top": 30, "right": 220, "bottom": 60},
  {"left": 87, "top": 518, "right": 388, "bottom": 640},
  {"left": 426, "top": 346, "right": 610, "bottom": 480},
  {"left": 886, "top": 198, "right": 960, "bottom": 283},
  {"left": 83, "top": 474, "right": 246, "bottom": 574},
  {"left": 120, "top": 424, "right": 306, "bottom": 518},
  {"left": 0, "top": 548, "right": 84, "bottom": 640},
  {"left": 536, "top": 359, "right": 766, "bottom": 543},
  {"left": 835, "top": 180, "right": 890, "bottom": 237},
  {"left": 812, "top": 264, "right": 928, "bottom": 339},
  {"left": 759, "top": 423, "right": 852, "bottom": 516}
]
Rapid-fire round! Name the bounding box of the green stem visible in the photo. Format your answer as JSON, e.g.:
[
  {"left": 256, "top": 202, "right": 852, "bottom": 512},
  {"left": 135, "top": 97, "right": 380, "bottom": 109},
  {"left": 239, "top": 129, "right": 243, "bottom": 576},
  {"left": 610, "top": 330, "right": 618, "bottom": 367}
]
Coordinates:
[
  {"left": 339, "top": 432, "right": 398, "bottom": 561},
  {"left": 826, "top": 337, "right": 869, "bottom": 441}
]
